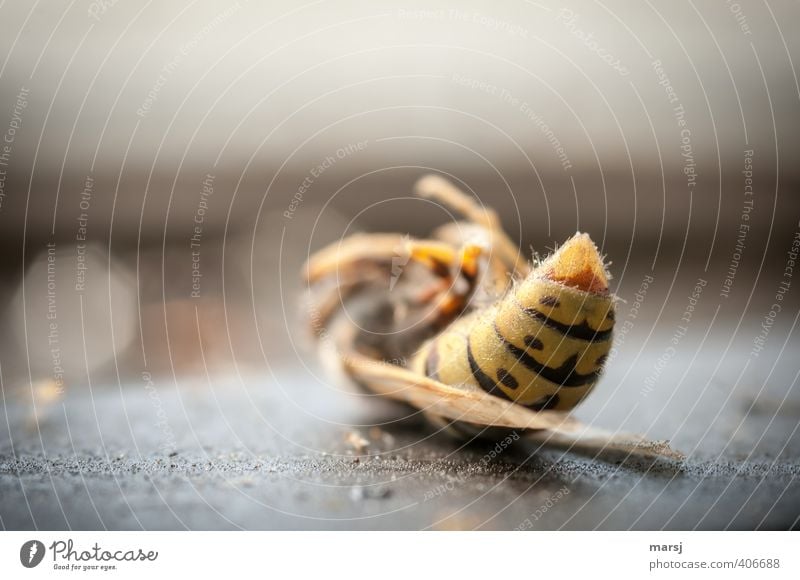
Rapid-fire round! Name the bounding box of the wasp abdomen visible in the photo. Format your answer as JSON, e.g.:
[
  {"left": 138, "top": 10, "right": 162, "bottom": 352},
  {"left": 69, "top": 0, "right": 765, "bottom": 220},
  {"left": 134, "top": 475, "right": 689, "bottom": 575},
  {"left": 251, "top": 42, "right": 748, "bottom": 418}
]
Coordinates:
[{"left": 413, "top": 233, "right": 615, "bottom": 413}]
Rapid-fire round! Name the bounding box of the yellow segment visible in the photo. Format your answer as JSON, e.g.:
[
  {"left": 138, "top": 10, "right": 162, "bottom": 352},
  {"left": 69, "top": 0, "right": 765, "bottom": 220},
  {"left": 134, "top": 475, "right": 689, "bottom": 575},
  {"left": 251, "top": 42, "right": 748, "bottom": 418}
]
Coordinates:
[{"left": 494, "top": 299, "right": 611, "bottom": 374}]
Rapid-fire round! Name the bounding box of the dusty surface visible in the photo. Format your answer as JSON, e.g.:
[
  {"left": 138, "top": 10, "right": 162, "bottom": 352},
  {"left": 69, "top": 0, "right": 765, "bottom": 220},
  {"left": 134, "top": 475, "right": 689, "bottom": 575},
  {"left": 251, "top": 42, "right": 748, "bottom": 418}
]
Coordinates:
[{"left": 2, "top": 326, "right": 799, "bottom": 530}]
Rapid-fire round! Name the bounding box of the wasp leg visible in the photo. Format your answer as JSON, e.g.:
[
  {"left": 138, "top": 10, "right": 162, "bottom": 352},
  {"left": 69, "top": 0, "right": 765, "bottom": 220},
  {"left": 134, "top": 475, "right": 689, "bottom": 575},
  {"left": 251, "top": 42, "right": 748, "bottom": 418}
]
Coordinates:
[
  {"left": 431, "top": 222, "right": 515, "bottom": 298},
  {"left": 405, "top": 239, "right": 457, "bottom": 270},
  {"left": 306, "top": 277, "right": 374, "bottom": 332},
  {"left": 405, "top": 239, "right": 484, "bottom": 321},
  {"left": 405, "top": 239, "right": 482, "bottom": 277},
  {"left": 414, "top": 174, "right": 531, "bottom": 277},
  {"left": 456, "top": 243, "right": 483, "bottom": 280},
  {"left": 304, "top": 233, "right": 410, "bottom": 341},
  {"left": 303, "top": 233, "right": 408, "bottom": 284},
  {"left": 305, "top": 233, "right": 480, "bottom": 289}
]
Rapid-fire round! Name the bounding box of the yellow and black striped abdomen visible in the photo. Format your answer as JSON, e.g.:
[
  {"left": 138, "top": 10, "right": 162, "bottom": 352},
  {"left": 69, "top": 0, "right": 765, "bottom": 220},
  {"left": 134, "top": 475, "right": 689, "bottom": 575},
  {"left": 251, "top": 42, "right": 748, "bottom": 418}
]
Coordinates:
[{"left": 412, "top": 233, "right": 615, "bottom": 413}]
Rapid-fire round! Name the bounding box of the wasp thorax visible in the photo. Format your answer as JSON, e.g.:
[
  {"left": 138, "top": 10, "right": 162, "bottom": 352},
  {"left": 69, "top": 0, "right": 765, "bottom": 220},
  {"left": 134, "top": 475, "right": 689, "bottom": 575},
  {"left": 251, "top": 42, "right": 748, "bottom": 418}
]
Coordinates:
[{"left": 414, "top": 232, "right": 615, "bottom": 412}]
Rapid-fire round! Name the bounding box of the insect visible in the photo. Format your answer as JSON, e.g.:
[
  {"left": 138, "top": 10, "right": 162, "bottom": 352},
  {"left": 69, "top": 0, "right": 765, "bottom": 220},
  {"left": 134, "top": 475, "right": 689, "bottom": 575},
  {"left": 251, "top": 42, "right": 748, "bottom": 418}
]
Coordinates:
[{"left": 304, "top": 175, "right": 681, "bottom": 462}]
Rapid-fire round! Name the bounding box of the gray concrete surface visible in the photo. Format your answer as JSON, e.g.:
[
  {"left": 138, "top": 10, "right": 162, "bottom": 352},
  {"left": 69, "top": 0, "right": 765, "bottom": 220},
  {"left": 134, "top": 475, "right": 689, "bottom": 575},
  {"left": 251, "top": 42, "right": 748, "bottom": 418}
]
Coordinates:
[{"left": 2, "top": 321, "right": 799, "bottom": 530}]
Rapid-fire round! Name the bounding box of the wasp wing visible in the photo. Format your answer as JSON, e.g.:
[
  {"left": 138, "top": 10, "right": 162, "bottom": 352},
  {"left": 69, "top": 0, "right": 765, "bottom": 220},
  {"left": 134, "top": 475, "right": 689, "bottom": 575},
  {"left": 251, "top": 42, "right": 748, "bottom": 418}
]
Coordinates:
[
  {"left": 342, "top": 347, "right": 683, "bottom": 463},
  {"left": 341, "top": 347, "right": 565, "bottom": 430}
]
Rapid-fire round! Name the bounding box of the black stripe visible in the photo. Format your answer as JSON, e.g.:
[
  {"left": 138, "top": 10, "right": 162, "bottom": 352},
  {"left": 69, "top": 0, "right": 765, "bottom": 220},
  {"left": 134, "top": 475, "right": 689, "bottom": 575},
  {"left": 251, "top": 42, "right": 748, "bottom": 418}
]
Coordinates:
[
  {"left": 461, "top": 267, "right": 477, "bottom": 284},
  {"left": 530, "top": 393, "right": 561, "bottom": 411},
  {"left": 513, "top": 297, "right": 612, "bottom": 342},
  {"left": 496, "top": 368, "right": 519, "bottom": 390},
  {"left": 494, "top": 324, "right": 599, "bottom": 387},
  {"left": 467, "top": 340, "right": 513, "bottom": 401},
  {"left": 429, "top": 257, "right": 451, "bottom": 279},
  {"left": 524, "top": 335, "right": 544, "bottom": 350}
]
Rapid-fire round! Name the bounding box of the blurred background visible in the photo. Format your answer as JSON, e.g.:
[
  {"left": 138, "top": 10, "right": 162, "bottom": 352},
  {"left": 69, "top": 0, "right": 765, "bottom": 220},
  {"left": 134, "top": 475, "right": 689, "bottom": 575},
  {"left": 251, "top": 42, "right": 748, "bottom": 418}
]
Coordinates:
[{"left": 0, "top": 0, "right": 799, "bottom": 530}]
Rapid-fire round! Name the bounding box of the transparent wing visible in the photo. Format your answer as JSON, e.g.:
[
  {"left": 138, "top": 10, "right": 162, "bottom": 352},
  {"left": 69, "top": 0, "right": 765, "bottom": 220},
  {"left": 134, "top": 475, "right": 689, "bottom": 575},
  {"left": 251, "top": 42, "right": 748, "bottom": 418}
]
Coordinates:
[{"left": 341, "top": 345, "right": 683, "bottom": 464}]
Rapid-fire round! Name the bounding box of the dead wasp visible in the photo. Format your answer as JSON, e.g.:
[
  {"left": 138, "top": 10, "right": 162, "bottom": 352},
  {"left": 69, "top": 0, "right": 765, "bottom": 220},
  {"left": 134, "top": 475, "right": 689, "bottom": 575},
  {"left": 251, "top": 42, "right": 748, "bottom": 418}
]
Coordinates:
[{"left": 304, "top": 175, "right": 681, "bottom": 462}]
